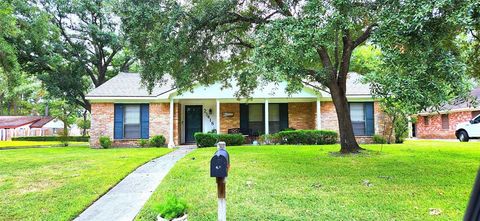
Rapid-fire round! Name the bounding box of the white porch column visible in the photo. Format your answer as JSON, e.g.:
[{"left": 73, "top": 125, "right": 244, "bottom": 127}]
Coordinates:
[
  {"left": 265, "top": 99, "right": 269, "bottom": 135},
  {"left": 1, "top": 129, "right": 4, "bottom": 141},
  {"left": 407, "top": 116, "right": 413, "bottom": 138},
  {"left": 168, "top": 98, "right": 175, "bottom": 148},
  {"left": 216, "top": 99, "right": 221, "bottom": 134},
  {"left": 316, "top": 99, "right": 321, "bottom": 130}
]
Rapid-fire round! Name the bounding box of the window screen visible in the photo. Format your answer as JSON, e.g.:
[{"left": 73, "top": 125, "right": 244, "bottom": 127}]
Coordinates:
[
  {"left": 441, "top": 114, "right": 449, "bottom": 130},
  {"left": 350, "top": 103, "right": 366, "bottom": 136},
  {"left": 424, "top": 116, "right": 430, "bottom": 126},
  {"left": 268, "top": 104, "right": 280, "bottom": 134},
  {"left": 248, "top": 104, "right": 264, "bottom": 135},
  {"left": 124, "top": 105, "right": 140, "bottom": 139}
]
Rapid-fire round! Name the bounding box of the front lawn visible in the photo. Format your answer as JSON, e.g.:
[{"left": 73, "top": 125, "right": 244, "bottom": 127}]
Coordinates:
[
  {"left": 0, "top": 145, "right": 172, "bottom": 220},
  {"left": 0, "top": 141, "right": 88, "bottom": 149},
  {"left": 138, "top": 141, "right": 479, "bottom": 221}
]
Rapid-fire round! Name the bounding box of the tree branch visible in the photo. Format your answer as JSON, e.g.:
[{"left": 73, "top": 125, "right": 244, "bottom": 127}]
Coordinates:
[
  {"left": 273, "top": 0, "right": 292, "bottom": 16},
  {"left": 353, "top": 23, "right": 377, "bottom": 48}
]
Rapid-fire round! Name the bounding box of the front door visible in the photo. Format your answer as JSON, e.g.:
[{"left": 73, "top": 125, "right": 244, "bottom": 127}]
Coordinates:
[{"left": 185, "top": 105, "right": 203, "bottom": 143}]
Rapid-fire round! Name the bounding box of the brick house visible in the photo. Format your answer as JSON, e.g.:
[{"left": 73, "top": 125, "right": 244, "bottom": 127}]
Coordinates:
[
  {"left": 412, "top": 88, "right": 480, "bottom": 139},
  {"left": 86, "top": 73, "right": 390, "bottom": 148}
]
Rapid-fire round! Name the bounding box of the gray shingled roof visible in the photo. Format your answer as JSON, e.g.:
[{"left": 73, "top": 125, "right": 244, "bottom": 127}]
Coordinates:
[
  {"left": 86, "top": 73, "right": 175, "bottom": 97},
  {"left": 86, "top": 72, "right": 372, "bottom": 98}
]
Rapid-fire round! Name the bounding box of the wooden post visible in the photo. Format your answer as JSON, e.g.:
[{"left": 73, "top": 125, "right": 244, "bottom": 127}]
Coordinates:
[{"left": 216, "top": 177, "right": 226, "bottom": 221}]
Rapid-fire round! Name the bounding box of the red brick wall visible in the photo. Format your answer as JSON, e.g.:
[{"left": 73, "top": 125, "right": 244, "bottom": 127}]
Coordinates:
[
  {"left": 320, "top": 101, "right": 391, "bottom": 144},
  {"left": 220, "top": 103, "right": 240, "bottom": 134},
  {"left": 90, "top": 102, "right": 180, "bottom": 148},
  {"left": 416, "top": 111, "right": 473, "bottom": 139},
  {"left": 90, "top": 103, "right": 114, "bottom": 147},
  {"left": 288, "top": 102, "right": 316, "bottom": 130}
]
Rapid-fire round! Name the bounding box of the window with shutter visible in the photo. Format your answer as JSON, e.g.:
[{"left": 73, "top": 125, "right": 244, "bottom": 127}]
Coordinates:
[
  {"left": 350, "top": 103, "right": 366, "bottom": 136},
  {"left": 124, "top": 105, "right": 141, "bottom": 139},
  {"left": 424, "top": 116, "right": 430, "bottom": 126},
  {"left": 349, "top": 102, "right": 374, "bottom": 136},
  {"left": 441, "top": 114, "right": 449, "bottom": 130}
]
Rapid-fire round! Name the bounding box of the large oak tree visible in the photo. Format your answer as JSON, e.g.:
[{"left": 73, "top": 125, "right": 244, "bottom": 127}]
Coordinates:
[
  {"left": 121, "top": 0, "right": 472, "bottom": 153},
  {"left": 13, "top": 0, "right": 135, "bottom": 112}
]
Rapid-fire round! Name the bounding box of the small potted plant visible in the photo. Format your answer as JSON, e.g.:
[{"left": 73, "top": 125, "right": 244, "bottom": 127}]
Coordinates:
[{"left": 153, "top": 195, "right": 188, "bottom": 221}]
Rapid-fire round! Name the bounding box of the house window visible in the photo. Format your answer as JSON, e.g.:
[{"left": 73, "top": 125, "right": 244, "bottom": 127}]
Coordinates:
[
  {"left": 472, "top": 111, "right": 480, "bottom": 119},
  {"left": 350, "top": 103, "right": 366, "bottom": 136},
  {"left": 248, "top": 104, "right": 264, "bottom": 135},
  {"left": 268, "top": 104, "right": 281, "bottom": 134},
  {"left": 124, "top": 105, "right": 141, "bottom": 139},
  {"left": 423, "top": 116, "right": 430, "bottom": 126},
  {"left": 441, "top": 114, "right": 449, "bottom": 130}
]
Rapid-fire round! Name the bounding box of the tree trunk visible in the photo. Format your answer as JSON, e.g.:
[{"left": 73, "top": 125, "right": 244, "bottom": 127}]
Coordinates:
[
  {"left": 329, "top": 83, "right": 362, "bottom": 153},
  {"left": 0, "top": 93, "right": 3, "bottom": 115},
  {"left": 63, "top": 118, "right": 69, "bottom": 136},
  {"left": 82, "top": 110, "right": 87, "bottom": 136}
]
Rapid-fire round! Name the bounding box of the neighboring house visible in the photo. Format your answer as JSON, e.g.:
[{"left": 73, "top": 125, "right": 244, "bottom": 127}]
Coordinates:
[
  {"left": 85, "top": 72, "right": 391, "bottom": 148},
  {"left": 0, "top": 116, "right": 64, "bottom": 141},
  {"left": 412, "top": 88, "right": 480, "bottom": 139}
]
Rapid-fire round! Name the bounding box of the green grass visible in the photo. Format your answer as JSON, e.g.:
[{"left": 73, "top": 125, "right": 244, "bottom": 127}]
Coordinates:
[
  {"left": 0, "top": 145, "right": 172, "bottom": 221},
  {"left": 137, "top": 140, "right": 480, "bottom": 221},
  {"left": 0, "top": 141, "right": 87, "bottom": 148}
]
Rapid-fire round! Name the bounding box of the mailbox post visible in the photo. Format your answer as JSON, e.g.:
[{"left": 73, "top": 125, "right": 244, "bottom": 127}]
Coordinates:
[{"left": 210, "top": 142, "right": 229, "bottom": 221}]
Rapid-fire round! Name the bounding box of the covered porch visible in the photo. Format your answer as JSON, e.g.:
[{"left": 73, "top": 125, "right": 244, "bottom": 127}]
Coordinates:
[{"left": 168, "top": 98, "right": 323, "bottom": 147}]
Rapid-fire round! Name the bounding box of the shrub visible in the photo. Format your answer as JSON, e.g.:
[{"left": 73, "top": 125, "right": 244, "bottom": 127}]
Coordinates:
[
  {"left": 150, "top": 135, "right": 166, "bottom": 147},
  {"left": 218, "top": 134, "right": 245, "bottom": 146},
  {"left": 373, "top": 134, "right": 387, "bottom": 144},
  {"left": 138, "top": 139, "right": 149, "bottom": 147},
  {"left": 152, "top": 195, "right": 187, "bottom": 220},
  {"left": 277, "top": 130, "right": 338, "bottom": 145},
  {"left": 99, "top": 136, "right": 112, "bottom": 148},
  {"left": 258, "top": 133, "right": 281, "bottom": 145},
  {"left": 194, "top": 133, "right": 246, "bottom": 147},
  {"left": 194, "top": 133, "right": 217, "bottom": 147},
  {"left": 11, "top": 136, "right": 89, "bottom": 142}
]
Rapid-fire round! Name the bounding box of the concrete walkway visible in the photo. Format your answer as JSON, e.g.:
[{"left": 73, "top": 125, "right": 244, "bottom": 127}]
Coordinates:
[{"left": 75, "top": 146, "right": 195, "bottom": 221}]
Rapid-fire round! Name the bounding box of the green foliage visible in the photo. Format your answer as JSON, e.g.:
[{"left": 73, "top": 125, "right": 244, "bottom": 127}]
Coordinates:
[
  {"left": 50, "top": 99, "right": 79, "bottom": 136},
  {"left": 9, "top": 0, "right": 135, "bottom": 112},
  {"left": 194, "top": 133, "right": 217, "bottom": 148},
  {"left": 258, "top": 133, "right": 281, "bottom": 145},
  {"left": 372, "top": 135, "right": 387, "bottom": 144},
  {"left": 138, "top": 139, "right": 149, "bottom": 147},
  {"left": 76, "top": 118, "right": 91, "bottom": 130},
  {"left": 218, "top": 134, "right": 245, "bottom": 146},
  {"left": 99, "top": 136, "right": 112, "bottom": 149},
  {"left": 277, "top": 130, "right": 338, "bottom": 145},
  {"left": 12, "top": 136, "right": 89, "bottom": 142},
  {"left": 150, "top": 135, "right": 166, "bottom": 147},
  {"left": 194, "top": 133, "right": 245, "bottom": 148},
  {"left": 393, "top": 116, "right": 409, "bottom": 144},
  {"left": 152, "top": 195, "right": 187, "bottom": 220}
]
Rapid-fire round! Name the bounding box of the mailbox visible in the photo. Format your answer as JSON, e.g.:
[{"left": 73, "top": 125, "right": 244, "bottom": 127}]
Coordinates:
[{"left": 210, "top": 148, "right": 230, "bottom": 178}]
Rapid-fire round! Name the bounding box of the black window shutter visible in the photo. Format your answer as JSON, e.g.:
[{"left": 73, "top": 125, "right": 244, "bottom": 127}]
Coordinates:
[
  {"left": 239, "top": 104, "right": 249, "bottom": 135},
  {"left": 279, "top": 103, "right": 289, "bottom": 130},
  {"left": 365, "top": 102, "right": 375, "bottom": 136},
  {"left": 114, "top": 104, "right": 124, "bottom": 139}
]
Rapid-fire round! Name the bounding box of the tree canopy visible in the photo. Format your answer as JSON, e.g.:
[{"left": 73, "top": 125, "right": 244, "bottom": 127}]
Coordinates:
[{"left": 9, "top": 0, "right": 135, "bottom": 112}]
